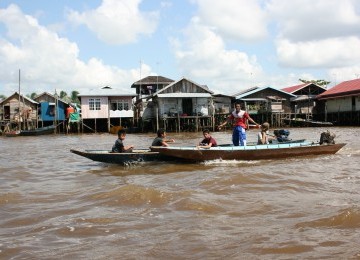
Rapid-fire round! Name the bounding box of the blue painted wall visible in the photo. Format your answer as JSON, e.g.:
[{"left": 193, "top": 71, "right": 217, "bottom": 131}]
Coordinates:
[{"left": 39, "top": 102, "right": 66, "bottom": 121}]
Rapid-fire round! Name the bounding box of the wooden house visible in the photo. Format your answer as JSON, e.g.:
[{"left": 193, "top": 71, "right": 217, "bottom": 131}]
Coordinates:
[
  {"left": 131, "top": 76, "right": 175, "bottom": 127},
  {"left": 233, "top": 86, "right": 296, "bottom": 126},
  {"left": 316, "top": 78, "right": 360, "bottom": 125},
  {"left": 77, "top": 86, "right": 136, "bottom": 133},
  {"left": 33, "top": 92, "right": 68, "bottom": 127},
  {"left": 145, "top": 77, "right": 215, "bottom": 132},
  {"left": 212, "top": 94, "right": 233, "bottom": 114},
  {"left": 0, "top": 92, "right": 38, "bottom": 131},
  {"left": 233, "top": 86, "right": 295, "bottom": 113},
  {"left": 131, "top": 76, "right": 175, "bottom": 101},
  {"left": 282, "top": 83, "right": 327, "bottom": 119}
]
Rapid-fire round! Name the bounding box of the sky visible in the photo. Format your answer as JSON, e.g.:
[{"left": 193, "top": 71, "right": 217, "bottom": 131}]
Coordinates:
[{"left": 1, "top": 0, "right": 360, "bottom": 97}]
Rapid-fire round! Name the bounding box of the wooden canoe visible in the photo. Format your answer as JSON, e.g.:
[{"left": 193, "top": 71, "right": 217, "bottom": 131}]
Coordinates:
[
  {"left": 150, "top": 142, "right": 346, "bottom": 162},
  {"left": 5, "top": 125, "right": 55, "bottom": 137},
  {"left": 70, "top": 149, "right": 177, "bottom": 165}
]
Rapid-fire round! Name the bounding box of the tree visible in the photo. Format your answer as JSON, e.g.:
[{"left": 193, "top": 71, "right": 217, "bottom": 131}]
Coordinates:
[
  {"left": 71, "top": 91, "right": 79, "bottom": 104},
  {"left": 299, "top": 79, "right": 331, "bottom": 86},
  {"left": 0, "top": 94, "right": 7, "bottom": 100},
  {"left": 30, "top": 92, "right": 37, "bottom": 100},
  {"left": 60, "top": 91, "right": 67, "bottom": 99}
]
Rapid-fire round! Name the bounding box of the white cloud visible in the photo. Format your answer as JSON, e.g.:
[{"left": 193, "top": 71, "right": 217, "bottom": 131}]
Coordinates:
[
  {"left": 276, "top": 37, "right": 360, "bottom": 68},
  {"left": 267, "top": 0, "right": 360, "bottom": 75},
  {"left": 172, "top": 17, "right": 263, "bottom": 94},
  {"left": 267, "top": 0, "right": 360, "bottom": 41},
  {"left": 328, "top": 66, "right": 360, "bottom": 85},
  {"left": 67, "top": 0, "right": 159, "bottom": 45},
  {"left": 193, "top": 0, "right": 268, "bottom": 42},
  {"left": 0, "top": 4, "right": 147, "bottom": 96}
]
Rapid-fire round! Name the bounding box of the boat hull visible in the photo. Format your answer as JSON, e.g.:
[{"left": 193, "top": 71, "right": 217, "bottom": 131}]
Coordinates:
[
  {"left": 282, "top": 118, "right": 333, "bottom": 127},
  {"left": 150, "top": 143, "right": 346, "bottom": 162},
  {"left": 70, "top": 149, "right": 176, "bottom": 165},
  {"left": 5, "top": 125, "right": 55, "bottom": 137}
]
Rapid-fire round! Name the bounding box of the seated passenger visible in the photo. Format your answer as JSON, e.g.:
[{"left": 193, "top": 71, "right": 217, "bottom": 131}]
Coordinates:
[
  {"left": 197, "top": 129, "right": 217, "bottom": 149},
  {"left": 111, "top": 129, "right": 134, "bottom": 153},
  {"left": 258, "top": 122, "right": 275, "bottom": 145},
  {"left": 151, "top": 128, "right": 175, "bottom": 147}
]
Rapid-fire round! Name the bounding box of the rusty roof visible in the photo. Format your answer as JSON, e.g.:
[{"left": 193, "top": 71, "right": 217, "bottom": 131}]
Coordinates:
[{"left": 317, "top": 78, "right": 360, "bottom": 100}]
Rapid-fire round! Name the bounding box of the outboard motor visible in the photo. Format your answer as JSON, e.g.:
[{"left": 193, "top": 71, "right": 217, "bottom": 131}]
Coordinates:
[{"left": 274, "top": 129, "right": 290, "bottom": 142}]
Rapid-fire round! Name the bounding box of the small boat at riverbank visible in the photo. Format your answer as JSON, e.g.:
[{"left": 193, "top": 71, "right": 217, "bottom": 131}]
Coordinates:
[
  {"left": 70, "top": 149, "right": 177, "bottom": 165},
  {"left": 4, "top": 125, "right": 56, "bottom": 137},
  {"left": 282, "top": 118, "right": 334, "bottom": 127},
  {"left": 150, "top": 142, "right": 346, "bottom": 162}
]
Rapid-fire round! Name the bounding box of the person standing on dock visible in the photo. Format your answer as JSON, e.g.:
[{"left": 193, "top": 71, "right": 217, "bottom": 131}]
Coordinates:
[{"left": 218, "top": 102, "right": 259, "bottom": 146}]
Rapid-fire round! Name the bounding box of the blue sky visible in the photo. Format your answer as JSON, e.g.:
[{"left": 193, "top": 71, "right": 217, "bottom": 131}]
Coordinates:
[{"left": 1, "top": 0, "right": 360, "bottom": 97}]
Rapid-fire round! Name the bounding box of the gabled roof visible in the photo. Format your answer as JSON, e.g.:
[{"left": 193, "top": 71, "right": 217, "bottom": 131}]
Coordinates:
[
  {"left": 282, "top": 83, "right": 308, "bottom": 93},
  {"left": 317, "top": 78, "right": 360, "bottom": 100},
  {"left": 0, "top": 92, "right": 38, "bottom": 105},
  {"left": 131, "top": 76, "right": 175, "bottom": 88},
  {"left": 234, "top": 86, "right": 296, "bottom": 99},
  {"left": 33, "top": 92, "right": 69, "bottom": 104},
  {"left": 78, "top": 86, "right": 136, "bottom": 97},
  {"left": 232, "top": 86, "right": 259, "bottom": 97},
  {"left": 282, "top": 83, "right": 326, "bottom": 94},
  {"left": 152, "top": 77, "right": 213, "bottom": 96}
]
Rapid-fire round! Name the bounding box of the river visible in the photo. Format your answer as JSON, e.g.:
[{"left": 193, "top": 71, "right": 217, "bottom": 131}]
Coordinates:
[{"left": 0, "top": 127, "right": 359, "bottom": 259}]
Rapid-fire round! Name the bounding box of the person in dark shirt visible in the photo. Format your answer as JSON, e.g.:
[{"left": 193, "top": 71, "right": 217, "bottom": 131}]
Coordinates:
[
  {"left": 151, "top": 128, "right": 175, "bottom": 147},
  {"left": 111, "top": 129, "right": 134, "bottom": 153},
  {"left": 197, "top": 129, "right": 217, "bottom": 149}
]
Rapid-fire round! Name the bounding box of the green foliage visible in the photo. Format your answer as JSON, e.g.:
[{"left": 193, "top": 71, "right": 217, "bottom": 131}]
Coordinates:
[
  {"left": 71, "top": 91, "right": 79, "bottom": 104},
  {"left": 299, "top": 79, "right": 331, "bottom": 86},
  {"left": 60, "top": 91, "right": 67, "bottom": 99},
  {"left": 30, "top": 92, "right": 37, "bottom": 99}
]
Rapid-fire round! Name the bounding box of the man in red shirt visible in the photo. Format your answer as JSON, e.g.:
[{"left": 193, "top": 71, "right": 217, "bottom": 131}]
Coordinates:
[{"left": 218, "top": 103, "right": 259, "bottom": 146}]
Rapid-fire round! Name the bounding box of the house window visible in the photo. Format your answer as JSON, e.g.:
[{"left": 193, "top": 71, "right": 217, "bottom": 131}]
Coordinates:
[
  {"left": 89, "top": 98, "right": 101, "bottom": 110},
  {"left": 110, "top": 100, "right": 130, "bottom": 111}
]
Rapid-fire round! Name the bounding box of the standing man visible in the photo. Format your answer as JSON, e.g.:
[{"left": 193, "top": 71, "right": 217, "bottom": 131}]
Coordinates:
[{"left": 218, "top": 102, "right": 259, "bottom": 146}]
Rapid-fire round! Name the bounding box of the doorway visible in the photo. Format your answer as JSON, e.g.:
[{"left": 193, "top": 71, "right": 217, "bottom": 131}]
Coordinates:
[{"left": 182, "top": 98, "right": 193, "bottom": 116}]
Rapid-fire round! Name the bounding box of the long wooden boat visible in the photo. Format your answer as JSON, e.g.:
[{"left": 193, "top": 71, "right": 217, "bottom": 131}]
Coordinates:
[
  {"left": 70, "top": 149, "right": 177, "bottom": 165},
  {"left": 282, "top": 118, "right": 333, "bottom": 127},
  {"left": 5, "top": 125, "right": 55, "bottom": 137},
  {"left": 219, "top": 139, "right": 307, "bottom": 147},
  {"left": 150, "top": 142, "right": 346, "bottom": 162}
]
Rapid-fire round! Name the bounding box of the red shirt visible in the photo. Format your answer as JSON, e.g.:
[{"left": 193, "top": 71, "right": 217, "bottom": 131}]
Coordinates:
[
  {"left": 200, "top": 136, "right": 217, "bottom": 147},
  {"left": 229, "top": 110, "right": 250, "bottom": 128}
]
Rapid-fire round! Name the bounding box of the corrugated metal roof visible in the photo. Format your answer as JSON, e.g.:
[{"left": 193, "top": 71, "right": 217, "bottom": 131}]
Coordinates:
[
  {"left": 157, "top": 93, "right": 212, "bottom": 98},
  {"left": 317, "top": 78, "right": 360, "bottom": 100},
  {"left": 153, "top": 77, "right": 213, "bottom": 96},
  {"left": 131, "top": 76, "right": 174, "bottom": 87},
  {"left": 0, "top": 92, "right": 38, "bottom": 105},
  {"left": 238, "top": 98, "right": 268, "bottom": 101},
  {"left": 290, "top": 95, "right": 317, "bottom": 101},
  {"left": 78, "top": 87, "right": 136, "bottom": 97},
  {"left": 282, "top": 83, "right": 308, "bottom": 93},
  {"left": 234, "top": 86, "right": 296, "bottom": 99},
  {"left": 282, "top": 83, "right": 326, "bottom": 94}
]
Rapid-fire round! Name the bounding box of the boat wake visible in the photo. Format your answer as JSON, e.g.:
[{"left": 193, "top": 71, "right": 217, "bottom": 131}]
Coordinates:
[{"left": 202, "top": 159, "right": 263, "bottom": 166}]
